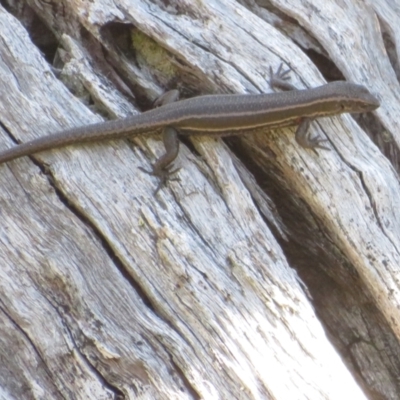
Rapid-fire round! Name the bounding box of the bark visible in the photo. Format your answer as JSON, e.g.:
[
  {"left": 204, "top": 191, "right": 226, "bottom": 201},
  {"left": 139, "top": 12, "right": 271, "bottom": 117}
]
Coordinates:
[{"left": 0, "top": 0, "right": 397, "bottom": 399}]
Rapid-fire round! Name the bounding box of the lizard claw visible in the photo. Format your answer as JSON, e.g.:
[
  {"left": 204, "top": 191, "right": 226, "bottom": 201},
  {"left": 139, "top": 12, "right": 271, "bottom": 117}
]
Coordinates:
[
  {"left": 310, "top": 141, "right": 331, "bottom": 156},
  {"left": 269, "top": 63, "right": 296, "bottom": 91},
  {"left": 139, "top": 164, "right": 181, "bottom": 194},
  {"left": 299, "top": 134, "right": 331, "bottom": 156},
  {"left": 270, "top": 63, "right": 291, "bottom": 81},
  {"left": 294, "top": 118, "right": 331, "bottom": 153}
]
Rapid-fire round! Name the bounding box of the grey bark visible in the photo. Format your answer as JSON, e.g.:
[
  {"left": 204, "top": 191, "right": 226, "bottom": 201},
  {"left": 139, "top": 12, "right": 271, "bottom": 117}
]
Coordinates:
[{"left": 0, "top": 0, "right": 397, "bottom": 399}]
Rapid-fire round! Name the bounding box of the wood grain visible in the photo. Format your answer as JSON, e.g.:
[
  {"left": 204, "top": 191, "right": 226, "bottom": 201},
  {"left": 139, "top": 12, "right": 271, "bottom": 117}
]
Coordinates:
[{"left": 0, "top": 0, "right": 396, "bottom": 398}]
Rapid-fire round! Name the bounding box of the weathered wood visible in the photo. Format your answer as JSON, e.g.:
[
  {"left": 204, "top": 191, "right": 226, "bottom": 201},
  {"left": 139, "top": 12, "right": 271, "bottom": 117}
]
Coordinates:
[{"left": 0, "top": 0, "right": 397, "bottom": 398}]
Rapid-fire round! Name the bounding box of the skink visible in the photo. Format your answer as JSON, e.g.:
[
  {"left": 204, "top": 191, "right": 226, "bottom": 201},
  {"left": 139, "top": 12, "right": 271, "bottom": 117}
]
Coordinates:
[{"left": 0, "top": 67, "right": 380, "bottom": 190}]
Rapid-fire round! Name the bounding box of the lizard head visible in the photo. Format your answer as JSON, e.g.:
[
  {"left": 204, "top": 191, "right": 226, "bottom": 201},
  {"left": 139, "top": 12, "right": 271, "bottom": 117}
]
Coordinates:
[{"left": 324, "top": 82, "right": 380, "bottom": 113}]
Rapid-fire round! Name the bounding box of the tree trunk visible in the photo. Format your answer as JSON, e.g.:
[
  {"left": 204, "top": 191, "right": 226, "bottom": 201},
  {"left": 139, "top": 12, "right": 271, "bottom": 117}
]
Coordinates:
[{"left": 0, "top": 0, "right": 397, "bottom": 399}]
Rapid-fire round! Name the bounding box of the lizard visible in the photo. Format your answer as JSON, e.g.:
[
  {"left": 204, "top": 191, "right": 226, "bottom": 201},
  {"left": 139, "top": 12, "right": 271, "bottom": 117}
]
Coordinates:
[{"left": 0, "top": 65, "right": 380, "bottom": 192}]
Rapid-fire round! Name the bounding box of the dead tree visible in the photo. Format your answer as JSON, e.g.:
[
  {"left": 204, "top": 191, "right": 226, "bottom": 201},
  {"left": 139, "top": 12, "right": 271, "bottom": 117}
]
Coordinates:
[{"left": 0, "top": 1, "right": 397, "bottom": 398}]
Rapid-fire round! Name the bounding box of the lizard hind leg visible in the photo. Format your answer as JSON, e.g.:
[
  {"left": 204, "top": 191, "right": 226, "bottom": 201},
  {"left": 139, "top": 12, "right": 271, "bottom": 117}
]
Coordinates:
[
  {"left": 139, "top": 89, "right": 182, "bottom": 194},
  {"left": 139, "top": 126, "right": 181, "bottom": 195}
]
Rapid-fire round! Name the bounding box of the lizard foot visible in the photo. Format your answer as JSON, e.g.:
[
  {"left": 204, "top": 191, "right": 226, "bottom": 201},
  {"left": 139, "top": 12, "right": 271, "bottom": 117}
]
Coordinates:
[
  {"left": 139, "top": 164, "right": 181, "bottom": 195},
  {"left": 269, "top": 63, "right": 297, "bottom": 91}
]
